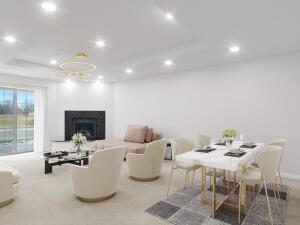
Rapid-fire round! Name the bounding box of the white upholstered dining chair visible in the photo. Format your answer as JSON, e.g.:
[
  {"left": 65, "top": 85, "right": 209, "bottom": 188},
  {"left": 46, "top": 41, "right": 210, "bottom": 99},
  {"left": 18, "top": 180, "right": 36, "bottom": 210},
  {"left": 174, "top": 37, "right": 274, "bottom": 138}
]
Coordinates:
[
  {"left": 252, "top": 139, "right": 287, "bottom": 190},
  {"left": 194, "top": 134, "right": 212, "bottom": 147},
  {"left": 167, "top": 138, "right": 201, "bottom": 201},
  {"left": 194, "top": 134, "right": 214, "bottom": 185},
  {"left": 238, "top": 145, "right": 282, "bottom": 225},
  {"left": 270, "top": 139, "right": 287, "bottom": 189},
  {"left": 127, "top": 139, "right": 167, "bottom": 181},
  {"left": 70, "top": 146, "right": 126, "bottom": 201}
]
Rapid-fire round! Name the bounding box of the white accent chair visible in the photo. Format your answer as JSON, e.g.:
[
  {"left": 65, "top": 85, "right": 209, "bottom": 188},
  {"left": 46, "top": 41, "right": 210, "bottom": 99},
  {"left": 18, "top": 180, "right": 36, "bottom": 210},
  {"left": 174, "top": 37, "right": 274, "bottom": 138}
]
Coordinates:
[
  {"left": 238, "top": 145, "right": 282, "bottom": 225},
  {"left": 127, "top": 139, "right": 167, "bottom": 181},
  {"left": 194, "top": 134, "right": 212, "bottom": 147},
  {"left": 167, "top": 138, "right": 201, "bottom": 201},
  {"left": 70, "top": 147, "right": 126, "bottom": 201},
  {"left": 0, "top": 163, "right": 20, "bottom": 208}
]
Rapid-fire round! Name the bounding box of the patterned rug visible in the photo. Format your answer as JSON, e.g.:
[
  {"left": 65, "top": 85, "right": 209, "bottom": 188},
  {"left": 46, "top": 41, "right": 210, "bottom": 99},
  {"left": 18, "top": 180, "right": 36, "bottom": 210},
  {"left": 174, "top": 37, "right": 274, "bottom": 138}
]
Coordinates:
[{"left": 146, "top": 178, "right": 289, "bottom": 225}]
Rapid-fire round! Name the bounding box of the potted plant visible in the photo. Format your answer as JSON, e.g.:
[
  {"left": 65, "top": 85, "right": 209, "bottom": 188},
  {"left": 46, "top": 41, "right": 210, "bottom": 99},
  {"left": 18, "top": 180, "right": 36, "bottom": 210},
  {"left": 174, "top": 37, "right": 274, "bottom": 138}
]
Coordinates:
[
  {"left": 222, "top": 129, "right": 237, "bottom": 145},
  {"left": 71, "top": 133, "right": 87, "bottom": 155}
]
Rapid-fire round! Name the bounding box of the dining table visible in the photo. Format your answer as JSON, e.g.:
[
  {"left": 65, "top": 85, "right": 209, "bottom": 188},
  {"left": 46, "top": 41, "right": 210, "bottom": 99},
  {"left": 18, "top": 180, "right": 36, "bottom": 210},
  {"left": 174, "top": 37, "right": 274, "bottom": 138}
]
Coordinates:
[{"left": 176, "top": 141, "right": 264, "bottom": 218}]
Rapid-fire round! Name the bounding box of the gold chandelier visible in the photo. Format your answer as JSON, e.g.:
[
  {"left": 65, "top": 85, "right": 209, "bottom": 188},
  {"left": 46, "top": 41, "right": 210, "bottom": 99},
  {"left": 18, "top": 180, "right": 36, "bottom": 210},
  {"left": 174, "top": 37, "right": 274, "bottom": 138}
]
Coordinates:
[{"left": 52, "top": 53, "right": 96, "bottom": 81}]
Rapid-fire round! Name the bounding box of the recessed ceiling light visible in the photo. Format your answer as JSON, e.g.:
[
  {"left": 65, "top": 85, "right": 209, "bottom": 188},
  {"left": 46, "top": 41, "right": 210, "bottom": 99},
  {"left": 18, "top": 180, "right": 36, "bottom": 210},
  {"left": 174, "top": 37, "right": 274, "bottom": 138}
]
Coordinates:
[
  {"left": 164, "top": 60, "right": 173, "bottom": 66},
  {"left": 41, "top": 2, "right": 57, "bottom": 13},
  {"left": 98, "top": 75, "right": 104, "bottom": 79},
  {"left": 96, "top": 40, "right": 106, "bottom": 48},
  {"left": 4, "top": 35, "right": 16, "bottom": 44},
  {"left": 50, "top": 59, "right": 57, "bottom": 65},
  {"left": 125, "top": 68, "right": 133, "bottom": 74},
  {"left": 165, "top": 13, "right": 174, "bottom": 21},
  {"left": 65, "top": 79, "right": 76, "bottom": 86},
  {"left": 229, "top": 45, "right": 240, "bottom": 54}
]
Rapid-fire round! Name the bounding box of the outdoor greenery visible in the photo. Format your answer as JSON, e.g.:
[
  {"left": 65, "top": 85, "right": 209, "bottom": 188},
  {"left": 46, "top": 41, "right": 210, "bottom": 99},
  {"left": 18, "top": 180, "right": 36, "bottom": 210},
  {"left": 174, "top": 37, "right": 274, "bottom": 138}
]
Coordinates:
[
  {"left": 0, "top": 115, "right": 34, "bottom": 129},
  {"left": 0, "top": 88, "right": 35, "bottom": 155}
]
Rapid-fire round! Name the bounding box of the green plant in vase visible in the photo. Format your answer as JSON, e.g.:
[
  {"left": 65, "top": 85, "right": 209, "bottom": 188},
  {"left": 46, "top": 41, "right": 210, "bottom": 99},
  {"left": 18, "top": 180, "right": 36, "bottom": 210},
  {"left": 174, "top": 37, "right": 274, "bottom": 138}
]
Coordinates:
[
  {"left": 222, "top": 129, "right": 237, "bottom": 145},
  {"left": 71, "top": 133, "right": 87, "bottom": 155}
]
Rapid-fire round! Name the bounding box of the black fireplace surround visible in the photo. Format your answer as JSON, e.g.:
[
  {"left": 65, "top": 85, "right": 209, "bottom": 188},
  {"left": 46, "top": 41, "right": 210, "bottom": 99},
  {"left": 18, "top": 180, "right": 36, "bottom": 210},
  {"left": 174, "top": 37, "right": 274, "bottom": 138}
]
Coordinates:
[{"left": 65, "top": 111, "right": 105, "bottom": 141}]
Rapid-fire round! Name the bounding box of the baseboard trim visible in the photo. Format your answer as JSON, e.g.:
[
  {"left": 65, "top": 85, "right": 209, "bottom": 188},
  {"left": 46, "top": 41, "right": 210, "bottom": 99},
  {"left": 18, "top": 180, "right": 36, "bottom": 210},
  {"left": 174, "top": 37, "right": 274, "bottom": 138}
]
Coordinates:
[
  {"left": 77, "top": 192, "right": 116, "bottom": 202},
  {"left": 0, "top": 199, "right": 14, "bottom": 208},
  {"left": 130, "top": 176, "right": 159, "bottom": 182},
  {"left": 280, "top": 172, "right": 300, "bottom": 180}
]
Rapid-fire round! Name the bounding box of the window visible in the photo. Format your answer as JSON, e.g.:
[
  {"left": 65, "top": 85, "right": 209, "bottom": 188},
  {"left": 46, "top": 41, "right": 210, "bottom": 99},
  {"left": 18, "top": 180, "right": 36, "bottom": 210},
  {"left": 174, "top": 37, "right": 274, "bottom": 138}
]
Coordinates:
[{"left": 0, "top": 87, "right": 35, "bottom": 156}]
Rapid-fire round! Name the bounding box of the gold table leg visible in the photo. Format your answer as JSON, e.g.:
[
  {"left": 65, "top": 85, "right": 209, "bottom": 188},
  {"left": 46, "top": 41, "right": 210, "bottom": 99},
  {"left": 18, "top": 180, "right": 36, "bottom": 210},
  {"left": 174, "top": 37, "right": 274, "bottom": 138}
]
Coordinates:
[
  {"left": 212, "top": 168, "right": 216, "bottom": 218},
  {"left": 227, "top": 171, "right": 230, "bottom": 192},
  {"left": 210, "top": 168, "right": 212, "bottom": 187},
  {"left": 201, "top": 166, "right": 207, "bottom": 203},
  {"left": 201, "top": 166, "right": 250, "bottom": 220},
  {"left": 234, "top": 172, "right": 236, "bottom": 192},
  {"left": 240, "top": 164, "right": 247, "bottom": 213}
]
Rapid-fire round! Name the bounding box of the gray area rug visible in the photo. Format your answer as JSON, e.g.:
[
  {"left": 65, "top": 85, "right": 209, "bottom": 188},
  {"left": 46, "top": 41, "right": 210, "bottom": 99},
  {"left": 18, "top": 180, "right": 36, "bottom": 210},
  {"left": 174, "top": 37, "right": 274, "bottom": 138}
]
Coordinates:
[{"left": 146, "top": 179, "right": 289, "bottom": 225}]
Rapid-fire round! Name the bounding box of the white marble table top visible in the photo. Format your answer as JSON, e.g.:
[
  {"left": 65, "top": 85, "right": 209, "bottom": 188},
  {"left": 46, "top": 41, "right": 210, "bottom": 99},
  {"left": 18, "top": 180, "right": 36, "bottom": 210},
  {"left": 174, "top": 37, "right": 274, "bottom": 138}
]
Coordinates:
[{"left": 177, "top": 141, "right": 264, "bottom": 172}]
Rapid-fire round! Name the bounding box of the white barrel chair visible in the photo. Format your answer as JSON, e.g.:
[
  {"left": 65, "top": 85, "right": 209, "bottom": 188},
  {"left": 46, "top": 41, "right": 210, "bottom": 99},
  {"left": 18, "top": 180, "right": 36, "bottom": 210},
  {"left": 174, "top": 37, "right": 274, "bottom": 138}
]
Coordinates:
[
  {"left": 70, "top": 147, "right": 126, "bottom": 202},
  {"left": 127, "top": 139, "right": 167, "bottom": 181},
  {"left": 0, "top": 163, "right": 20, "bottom": 208}
]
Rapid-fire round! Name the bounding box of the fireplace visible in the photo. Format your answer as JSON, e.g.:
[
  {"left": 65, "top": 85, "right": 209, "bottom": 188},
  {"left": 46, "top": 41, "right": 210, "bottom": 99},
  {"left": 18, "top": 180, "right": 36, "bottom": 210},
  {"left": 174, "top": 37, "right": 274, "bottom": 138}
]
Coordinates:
[
  {"left": 65, "top": 111, "right": 105, "bottom": 141},
  {"left": 72, "top": 118, "right": 97, "bottom": 139}
]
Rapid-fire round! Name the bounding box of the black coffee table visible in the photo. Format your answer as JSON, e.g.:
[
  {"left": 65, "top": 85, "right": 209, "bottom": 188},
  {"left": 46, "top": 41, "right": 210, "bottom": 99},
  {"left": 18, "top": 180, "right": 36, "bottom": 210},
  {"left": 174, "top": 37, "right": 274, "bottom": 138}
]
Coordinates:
[{"left": 43, "top": 150, "right": 92, "bottom": 174}]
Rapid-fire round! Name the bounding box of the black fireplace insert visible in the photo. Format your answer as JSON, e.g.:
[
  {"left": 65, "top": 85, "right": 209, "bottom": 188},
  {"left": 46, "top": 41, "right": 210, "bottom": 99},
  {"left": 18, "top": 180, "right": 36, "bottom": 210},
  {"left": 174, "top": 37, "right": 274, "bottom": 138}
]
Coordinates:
[{"left": 65, "top": 111, "right": 105, "bottom": 141}]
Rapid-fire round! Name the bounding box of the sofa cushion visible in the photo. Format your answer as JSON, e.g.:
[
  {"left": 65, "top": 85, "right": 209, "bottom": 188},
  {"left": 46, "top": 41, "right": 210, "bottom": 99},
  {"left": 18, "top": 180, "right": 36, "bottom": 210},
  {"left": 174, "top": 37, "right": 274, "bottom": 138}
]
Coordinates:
[
  {"left": 92, "top": 139, "right": 147, "bottom": 154},
  {"left": 152, "top": 132, "right": 162, "bottom": 141},
  {"left": 121, "top": 142, "right": 147, "bottom": 154},
  {"left": 124, "top": 125, "right": 148, "bottom": 144},
  {"left": 0, "top": 163, "right": 20, "bottom": 184},
  {"left": 145, "top": 128, "right": 153, "bottom": 143}
]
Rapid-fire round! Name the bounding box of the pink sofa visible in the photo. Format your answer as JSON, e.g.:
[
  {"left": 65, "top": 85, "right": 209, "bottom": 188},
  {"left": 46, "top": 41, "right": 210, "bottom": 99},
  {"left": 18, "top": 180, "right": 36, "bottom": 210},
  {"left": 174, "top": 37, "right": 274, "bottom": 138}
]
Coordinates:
[{"left": 91, "top": 125, "right": 162, "bottom": 155}]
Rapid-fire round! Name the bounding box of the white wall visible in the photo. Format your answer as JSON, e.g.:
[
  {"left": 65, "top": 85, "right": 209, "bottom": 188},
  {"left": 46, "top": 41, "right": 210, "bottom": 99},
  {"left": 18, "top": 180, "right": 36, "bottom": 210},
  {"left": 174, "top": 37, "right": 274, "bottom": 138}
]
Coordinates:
[
  {"left": 54, "top": 81, "right": 114, "bottom": 142},
  {"left": 0, "top": 74, "right": 114, "bottom": 150},
  {"left": 114, "top": 52, "right": 300, "bottom": 176}
]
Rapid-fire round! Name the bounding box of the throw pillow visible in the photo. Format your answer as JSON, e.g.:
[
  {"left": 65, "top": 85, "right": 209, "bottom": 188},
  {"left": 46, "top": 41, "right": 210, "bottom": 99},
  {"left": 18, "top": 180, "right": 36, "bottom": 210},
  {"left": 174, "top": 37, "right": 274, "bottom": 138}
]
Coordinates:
[
  {"left": 124, "top": 125, "right": 148, "bottom": 143},
  {"left": 145, "top": 128, "right": 153, "bottom": 143},
  {"left": 152, "top": 132, "right": 162, "bottom": 141}
]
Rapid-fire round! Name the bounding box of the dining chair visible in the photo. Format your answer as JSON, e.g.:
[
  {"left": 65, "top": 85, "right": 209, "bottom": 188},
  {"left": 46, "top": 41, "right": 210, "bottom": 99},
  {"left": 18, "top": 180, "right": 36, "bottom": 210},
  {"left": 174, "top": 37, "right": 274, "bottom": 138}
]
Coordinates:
[
  {"left": 270, "top": 139, "right": 287, "bottom": 190},
  {"left": 238, "top": 145, "right": 282, "bottom": 225},
  {"left": 167, "top": 138, "right": 201, "bottom": 202},
  {"left": 194, "top": 134, "right": 217, "bottom": 186},
  {"left": 194, "top": 134, "right": 212, "bottom": 147},
  {"left": 252, "top": 139, "right": 286, "bottom": 190}
]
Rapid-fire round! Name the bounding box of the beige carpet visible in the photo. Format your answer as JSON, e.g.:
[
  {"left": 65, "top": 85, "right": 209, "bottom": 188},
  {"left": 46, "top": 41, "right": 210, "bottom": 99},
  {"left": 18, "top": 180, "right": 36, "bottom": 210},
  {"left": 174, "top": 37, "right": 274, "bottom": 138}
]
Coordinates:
[{"left": 0, "top": 153, "right": 299, "bottom": 225}]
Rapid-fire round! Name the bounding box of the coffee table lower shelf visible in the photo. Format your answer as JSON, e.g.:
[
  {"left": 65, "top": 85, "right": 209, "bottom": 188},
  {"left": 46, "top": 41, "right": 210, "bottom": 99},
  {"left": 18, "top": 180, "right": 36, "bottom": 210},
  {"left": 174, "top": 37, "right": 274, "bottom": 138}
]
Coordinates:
[
  {"left": 45, "top": 157, "right": 89, "bottom": 174},
  {"left": 43, "top": 151, "right": 91, "bottom": 174}
]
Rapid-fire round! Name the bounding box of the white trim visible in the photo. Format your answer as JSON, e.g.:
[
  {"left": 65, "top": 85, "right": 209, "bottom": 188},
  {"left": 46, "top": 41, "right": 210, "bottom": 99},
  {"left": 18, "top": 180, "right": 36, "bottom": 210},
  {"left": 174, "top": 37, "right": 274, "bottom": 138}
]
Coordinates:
[
  {"left": 34, "top": 87, "right": 46, "bottom": 152},
  {"left": 280, "top": 172, "right": 300, "bottom": 180},
  {"left": 0, "top": 82, "right": 42, "bottom": 90}
]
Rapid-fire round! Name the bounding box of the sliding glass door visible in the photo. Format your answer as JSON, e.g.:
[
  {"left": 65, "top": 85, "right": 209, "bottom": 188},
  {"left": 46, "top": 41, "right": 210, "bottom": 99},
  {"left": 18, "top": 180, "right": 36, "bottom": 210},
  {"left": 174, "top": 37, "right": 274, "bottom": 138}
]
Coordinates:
[
  {"left": 0, "top": 88, "right": 14, "bottom": 155},
  {"left": 0, "top": 87, "right": 35, "bottom": 156}
]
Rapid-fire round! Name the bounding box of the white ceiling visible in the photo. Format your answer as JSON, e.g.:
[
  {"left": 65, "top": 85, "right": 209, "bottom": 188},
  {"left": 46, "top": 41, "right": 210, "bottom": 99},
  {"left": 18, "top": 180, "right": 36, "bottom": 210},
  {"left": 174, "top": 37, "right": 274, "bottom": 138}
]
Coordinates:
[{"left": 1, "top": 0, "right": 300, "bottom": 82}]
